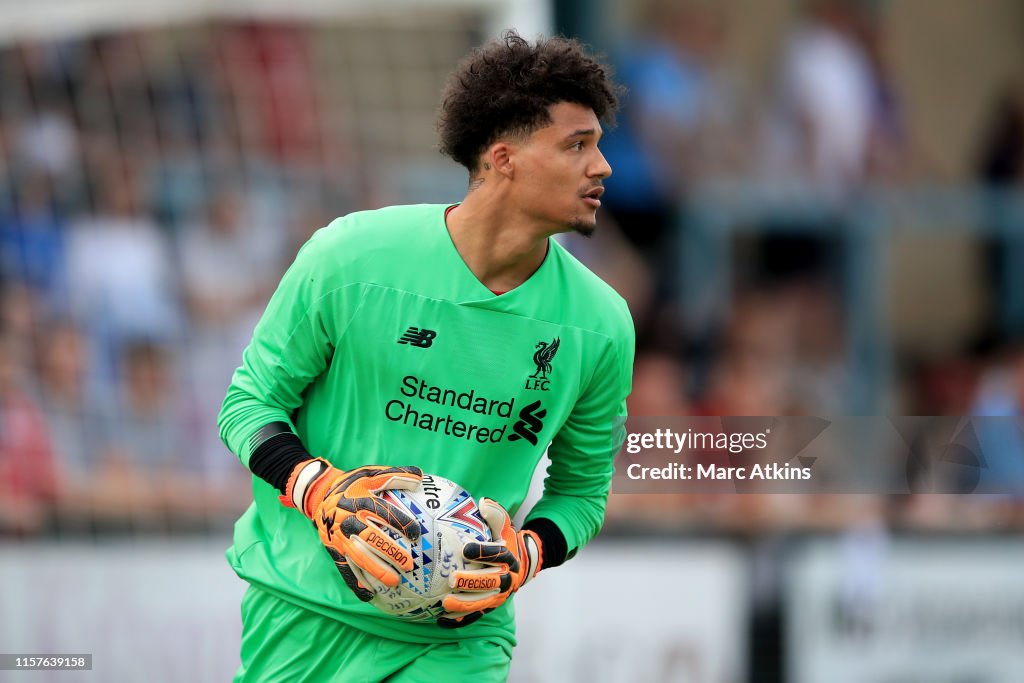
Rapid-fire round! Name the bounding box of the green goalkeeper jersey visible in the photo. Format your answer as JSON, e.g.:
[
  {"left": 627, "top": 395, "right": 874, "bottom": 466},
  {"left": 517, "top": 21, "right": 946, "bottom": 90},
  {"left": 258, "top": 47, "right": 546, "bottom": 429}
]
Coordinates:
[{"left": 218, "top": 203, "right": 634, "bottom": 647}]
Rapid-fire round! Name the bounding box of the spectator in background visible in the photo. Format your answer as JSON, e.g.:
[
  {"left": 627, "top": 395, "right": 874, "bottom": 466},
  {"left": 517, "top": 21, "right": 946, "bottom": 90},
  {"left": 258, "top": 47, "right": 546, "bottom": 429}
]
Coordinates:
[
  {"left": 13, "top": 106, "right": 79, "bottom": 187},
  {"left": 603, "top": 351, "right": 696, "bottom": 531},
  {"left": 32, "top": 318, "right": 112, "bottom": 523},
  {"left": 179, "top": 186, "right": 280, "bottom": 333},
  {"left": 786, "top": 281, "right": 848, "bottom": 414},
  {"left": 65, "top": 157, "right": 181, "bottom": 377},
  {"left": 74, "top": 34, "right": 160, "bottom": 163},
  {"left": 745, "top": 1, "right": 893, "bottom": 415},
  {"left": 698, "top": 289, "right": 795, "bottom": 417},
  {"left": 856, "top": 5, "right": 914, "bottom": 183},
  {"left": 971, "top": 344, "right": 1024, "bottom": 527},
  {"left": 0, "top": 279, "right": 44, "bottom": 369},
  {"left": 97, "top": 336, "right": 246, "bottom": 528},
  {"left": 599, "top": 0, "right": 734, "bottom": 349},
  {"left": 695, "top": 283, "right": 846, "bottom": 416},
  {"left": 977, "top": 76, "right": 1024, "bottom": 188},
  {"left": 759, "top": 0, "right": 877, "bottom": 196},
  {"left": 971, "top": 345, "right": 1024, "bottom": 457},
  {"left": 213, "top": 22, "right": 324, "bottom": 166},
  {"left": 178, "top": 185, "right": 279, "bottom": 479},
  {"left": 0, "top": 172, "right": 68, "bottom": 311},
  {"left": 627, "top": 351, "right": 693, "bottom": 418},
  {"left": 108, "top": 340, "right": 184, "bottom": 464},
  {"left": 0, "top": 331, "right": 58, "bottom": 535},
  {"left": 975, "top": 76, "right": 1024, "bottom": 340},
  {"left": 96, "top": 339, "right": 191, "bottom": 524},
  {"left": 7, "top": 43, "right": 81, "bottom": 181}
]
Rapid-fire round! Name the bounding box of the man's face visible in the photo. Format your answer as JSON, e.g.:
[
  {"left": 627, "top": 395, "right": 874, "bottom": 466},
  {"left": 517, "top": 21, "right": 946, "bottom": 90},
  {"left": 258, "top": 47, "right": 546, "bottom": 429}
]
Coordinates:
[{"left": 510, "top": 102, "right": 612, "bottom": 236}]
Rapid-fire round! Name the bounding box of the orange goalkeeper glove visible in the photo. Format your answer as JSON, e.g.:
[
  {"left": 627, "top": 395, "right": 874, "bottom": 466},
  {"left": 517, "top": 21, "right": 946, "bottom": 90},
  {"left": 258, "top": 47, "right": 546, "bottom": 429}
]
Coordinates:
[
  {"left": 438, "top": 497, "right": 543, "bottom": 628},
  {"left": 281, "top": 459, "right": 423, "bottom": 602}
]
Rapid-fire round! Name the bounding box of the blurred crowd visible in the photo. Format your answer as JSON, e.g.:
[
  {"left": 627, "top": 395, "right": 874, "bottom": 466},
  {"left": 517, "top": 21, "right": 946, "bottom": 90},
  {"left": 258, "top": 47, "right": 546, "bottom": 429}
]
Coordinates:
[
  {"left": 575, "top": 0, "right": 1024, "bottom": 533},
  {"left": 0, "top": 25, "right": 348, "bottom": 535},
  {"left": 1, "top": 1, "right": 1024, "bottom": 537}
]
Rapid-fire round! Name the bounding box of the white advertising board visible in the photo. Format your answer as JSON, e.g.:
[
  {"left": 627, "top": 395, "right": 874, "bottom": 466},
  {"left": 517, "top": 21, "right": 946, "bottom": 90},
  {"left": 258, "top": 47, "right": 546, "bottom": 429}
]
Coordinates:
[
  {"left": 0, "top": 539, "right": 747, "bottom": 683},
  {"left": 0, "top": 540, "right": 245, "bottom": 682},
  {"left": 510, "top": 541, "right": 748, "bottom": 683},
  {"left": 787, "top": 538, "right": 1024, "bottom": 683}
]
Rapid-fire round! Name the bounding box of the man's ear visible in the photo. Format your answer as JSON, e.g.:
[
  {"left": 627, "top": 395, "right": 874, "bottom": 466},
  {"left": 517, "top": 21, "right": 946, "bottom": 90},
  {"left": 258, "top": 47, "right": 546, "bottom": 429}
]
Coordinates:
[{"left": 484, "top": 142, "right": 515, "bottom": 179}]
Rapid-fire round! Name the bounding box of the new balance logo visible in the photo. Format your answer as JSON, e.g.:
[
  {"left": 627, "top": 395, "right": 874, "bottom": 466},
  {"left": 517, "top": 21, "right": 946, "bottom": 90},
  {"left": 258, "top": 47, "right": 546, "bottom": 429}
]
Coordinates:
[
  {"left": 397, "top": 327, "right": 437, "bottom": 348},
  {"left": 509, "top": 400, "right": 546, "bottom": 446}
]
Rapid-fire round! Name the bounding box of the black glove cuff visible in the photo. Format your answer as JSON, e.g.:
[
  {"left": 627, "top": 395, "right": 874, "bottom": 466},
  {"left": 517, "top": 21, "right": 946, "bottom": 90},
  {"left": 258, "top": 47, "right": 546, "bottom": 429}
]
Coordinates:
[
  {"left": 248, "top": 422, "right": 313, "bottom": 493},
  {"left": 521, "top": 517, "right": 570, "bottom": 570}
]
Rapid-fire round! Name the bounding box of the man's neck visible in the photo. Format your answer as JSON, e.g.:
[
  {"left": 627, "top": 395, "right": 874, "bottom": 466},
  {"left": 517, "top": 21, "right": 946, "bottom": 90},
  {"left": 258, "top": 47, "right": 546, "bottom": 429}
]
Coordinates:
[{"left": 445, "top": 192, "right": 552, "bottom": 293}]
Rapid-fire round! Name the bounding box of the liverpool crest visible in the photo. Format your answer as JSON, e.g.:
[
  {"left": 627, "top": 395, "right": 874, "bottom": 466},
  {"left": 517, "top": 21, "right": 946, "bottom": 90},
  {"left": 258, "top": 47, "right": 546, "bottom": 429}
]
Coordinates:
[{"left": 525, "top": 337, "right": 559, "bottom": 391}]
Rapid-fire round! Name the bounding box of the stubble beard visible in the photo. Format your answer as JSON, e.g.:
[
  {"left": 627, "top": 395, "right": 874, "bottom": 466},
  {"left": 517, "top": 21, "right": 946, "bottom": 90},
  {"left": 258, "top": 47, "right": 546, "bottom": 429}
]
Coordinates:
[{"left": 570, "top": 215, "right": 597, "bottom": 238}]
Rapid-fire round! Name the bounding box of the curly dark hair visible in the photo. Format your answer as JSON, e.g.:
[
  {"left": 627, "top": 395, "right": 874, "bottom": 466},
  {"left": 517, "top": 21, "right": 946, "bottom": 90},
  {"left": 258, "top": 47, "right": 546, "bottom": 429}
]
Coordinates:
[{"left": 437, "top": 30, "right": 622, "bottom": 172}]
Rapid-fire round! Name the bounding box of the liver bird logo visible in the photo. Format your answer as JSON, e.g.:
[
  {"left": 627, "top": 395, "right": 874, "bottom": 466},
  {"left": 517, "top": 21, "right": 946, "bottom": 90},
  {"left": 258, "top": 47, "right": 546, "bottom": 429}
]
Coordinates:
[{"left": 530, "top": 337, "right": 560, "bottom": 379}]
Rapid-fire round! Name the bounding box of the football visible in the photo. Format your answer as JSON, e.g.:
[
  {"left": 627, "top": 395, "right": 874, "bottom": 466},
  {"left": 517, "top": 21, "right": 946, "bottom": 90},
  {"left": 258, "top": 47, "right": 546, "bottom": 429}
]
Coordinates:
[{"left": 358, "top": 474, "right": 492, "bottom": 621}]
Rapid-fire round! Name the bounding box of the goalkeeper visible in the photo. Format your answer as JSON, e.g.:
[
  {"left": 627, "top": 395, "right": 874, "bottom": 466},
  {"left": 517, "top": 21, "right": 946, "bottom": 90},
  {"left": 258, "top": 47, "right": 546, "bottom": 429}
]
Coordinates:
[{"left": 218, "top": 29, "right": 634, "bottom": 683}]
